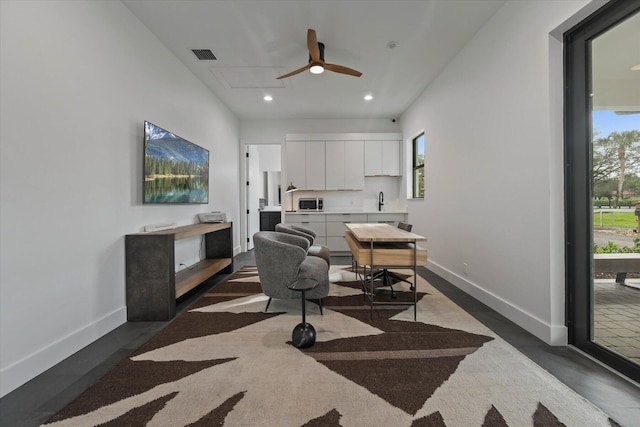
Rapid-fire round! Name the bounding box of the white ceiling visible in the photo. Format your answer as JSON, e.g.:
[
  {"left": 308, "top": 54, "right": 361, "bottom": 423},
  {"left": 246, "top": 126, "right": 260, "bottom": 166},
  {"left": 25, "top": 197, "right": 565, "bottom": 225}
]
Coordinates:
[{"left": 122, "top": 0, "right": 506, "bottom": 120}]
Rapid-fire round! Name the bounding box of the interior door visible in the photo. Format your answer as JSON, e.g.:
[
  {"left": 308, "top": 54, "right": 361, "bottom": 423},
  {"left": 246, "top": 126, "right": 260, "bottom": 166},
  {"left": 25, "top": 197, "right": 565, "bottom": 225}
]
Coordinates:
[{"left": 247, "top": 145, "right": 260, "bottom": 250}]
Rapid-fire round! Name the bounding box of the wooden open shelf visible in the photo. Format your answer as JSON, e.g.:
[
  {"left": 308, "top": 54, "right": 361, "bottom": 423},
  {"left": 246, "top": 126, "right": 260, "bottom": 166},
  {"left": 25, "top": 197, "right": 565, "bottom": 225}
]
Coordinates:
[
  {"left": 175, "top": 258, "right": 233, "bottom": 298},
  {"left": 125, "top": 222, "right": 234, "bottom": 321}
]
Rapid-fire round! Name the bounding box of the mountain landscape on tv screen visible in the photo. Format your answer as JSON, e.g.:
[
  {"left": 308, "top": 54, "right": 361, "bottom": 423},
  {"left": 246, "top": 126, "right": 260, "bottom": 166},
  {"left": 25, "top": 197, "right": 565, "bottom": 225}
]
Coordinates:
[
  {"left": 145, "top": 129, "right": 209, "bottom": 165},
  {"left": 144, "top": 122, "right": 209, "bottom": 204}
]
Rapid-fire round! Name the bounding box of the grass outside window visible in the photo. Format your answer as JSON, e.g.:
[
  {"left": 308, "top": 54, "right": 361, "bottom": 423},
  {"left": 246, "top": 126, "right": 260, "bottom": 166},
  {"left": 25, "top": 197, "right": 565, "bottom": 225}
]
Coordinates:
[{"left": 593, "top": 211, "right": 638, "bottom": 228}]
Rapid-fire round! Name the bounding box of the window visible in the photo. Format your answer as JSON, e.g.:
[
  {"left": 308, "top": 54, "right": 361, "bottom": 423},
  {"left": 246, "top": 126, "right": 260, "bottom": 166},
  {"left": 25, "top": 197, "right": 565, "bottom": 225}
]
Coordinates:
[
  {"left": 412, "top": 133, "right": 425, "bottom": 198},
  {"left": 565, "top": 1, "right": 640, "bottom": 382}
]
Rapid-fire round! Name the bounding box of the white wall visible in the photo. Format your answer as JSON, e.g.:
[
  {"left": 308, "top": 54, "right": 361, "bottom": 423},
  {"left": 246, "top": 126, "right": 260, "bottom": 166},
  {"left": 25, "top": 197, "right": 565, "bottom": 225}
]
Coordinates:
[
  {"left": 400, "top": 0, "right": 599, "bottom": 345},
  {"left": 0, "top": 0, "right": 240, "bottom": 396},
  {"left": 256, "top": 145, "right": 282, "bottom": 172}
]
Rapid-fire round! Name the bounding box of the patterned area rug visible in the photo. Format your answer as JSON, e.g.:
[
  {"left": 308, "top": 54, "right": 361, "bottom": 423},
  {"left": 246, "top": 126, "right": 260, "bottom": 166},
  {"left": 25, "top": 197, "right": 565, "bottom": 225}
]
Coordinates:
[{"left": 44, "top": 266, "right": 617, "bottom": 426}]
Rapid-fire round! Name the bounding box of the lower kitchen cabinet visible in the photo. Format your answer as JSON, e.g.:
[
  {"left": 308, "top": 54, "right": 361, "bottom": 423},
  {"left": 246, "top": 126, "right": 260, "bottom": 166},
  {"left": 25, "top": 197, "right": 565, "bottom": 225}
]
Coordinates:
[
  {"left": 326, "top": 213, "right": 367, "bottom": 252},
  {"left": 284, "top": 213, "right": 327, "bottom": 246}
]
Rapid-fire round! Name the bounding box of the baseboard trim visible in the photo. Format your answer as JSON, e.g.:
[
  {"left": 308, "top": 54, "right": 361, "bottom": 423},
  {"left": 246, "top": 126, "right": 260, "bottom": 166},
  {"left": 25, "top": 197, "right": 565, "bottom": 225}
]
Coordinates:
[
  {"left": 0, "top": 306, "right": 126, "bottom": 397},
  {"left": 427, "top": 261, "right": 568, "bottom": 346}
]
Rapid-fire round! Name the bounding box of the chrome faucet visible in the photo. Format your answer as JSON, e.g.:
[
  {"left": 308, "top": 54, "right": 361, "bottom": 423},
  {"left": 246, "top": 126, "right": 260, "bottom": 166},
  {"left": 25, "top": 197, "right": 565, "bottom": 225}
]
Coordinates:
[{"left": 378, "top": 191, "right": 384, "bottom": 211}]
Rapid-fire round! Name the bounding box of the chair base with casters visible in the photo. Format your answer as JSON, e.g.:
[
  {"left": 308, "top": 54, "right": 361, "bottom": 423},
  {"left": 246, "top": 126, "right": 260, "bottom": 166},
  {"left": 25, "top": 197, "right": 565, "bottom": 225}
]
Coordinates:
[{"left": 366, "top": 268, "right": 414, "bottom": 298}]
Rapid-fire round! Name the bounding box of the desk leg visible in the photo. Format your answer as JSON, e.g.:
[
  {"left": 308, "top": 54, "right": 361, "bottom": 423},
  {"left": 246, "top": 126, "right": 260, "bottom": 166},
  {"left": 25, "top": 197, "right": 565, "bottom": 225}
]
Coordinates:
[
  {"left": 360, "top": 262, "right": 367, "bottom": 302},
  {"left": 352, "top": 256, "right": 367, "bottom": 300},
  {"left": 413, "top": 241, "right": 417, "bottom": 321},
  {"left": 370, "top": 241, "right": 374, "bottom": 320}
]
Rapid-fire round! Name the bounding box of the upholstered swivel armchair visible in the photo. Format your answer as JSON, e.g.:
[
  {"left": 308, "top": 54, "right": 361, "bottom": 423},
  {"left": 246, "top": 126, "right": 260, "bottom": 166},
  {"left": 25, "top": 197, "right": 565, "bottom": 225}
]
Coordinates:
[
  {"left": 275, "top": 223, "right": 331, "bottom": 267},
  {"left": 253, "top": 231, "right": 330, "bottom": 313}
]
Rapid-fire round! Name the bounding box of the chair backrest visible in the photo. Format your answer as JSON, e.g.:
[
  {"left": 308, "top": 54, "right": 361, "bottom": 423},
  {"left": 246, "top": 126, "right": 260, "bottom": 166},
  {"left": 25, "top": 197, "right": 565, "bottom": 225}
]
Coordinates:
[
  {"left": 289, "top": 224, "right": 317, "bottom": 241},
  {"left": 275, "top": 223, "right": 314, "bottom": 244},
  {"left": 397, "top": 222, "right": 413, "bottom": 232}
]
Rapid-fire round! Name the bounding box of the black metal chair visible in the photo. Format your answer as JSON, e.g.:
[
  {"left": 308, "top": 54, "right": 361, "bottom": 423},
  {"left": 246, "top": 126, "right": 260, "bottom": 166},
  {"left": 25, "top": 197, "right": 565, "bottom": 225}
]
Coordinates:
[{"left": 367, "top": 222, "right": 415, "bottom": 297}]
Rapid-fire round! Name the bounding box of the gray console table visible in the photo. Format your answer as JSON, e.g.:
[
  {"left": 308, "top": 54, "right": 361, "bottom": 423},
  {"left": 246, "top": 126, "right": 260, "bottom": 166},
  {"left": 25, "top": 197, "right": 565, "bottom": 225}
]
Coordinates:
[{"left": 125, "top": 222, "right": 233, "bottom": 321}]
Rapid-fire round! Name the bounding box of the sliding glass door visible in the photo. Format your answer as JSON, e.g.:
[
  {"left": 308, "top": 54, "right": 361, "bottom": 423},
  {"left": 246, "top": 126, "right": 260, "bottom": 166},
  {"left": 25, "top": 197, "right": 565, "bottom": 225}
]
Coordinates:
[{"left": 565, "top": 1, "right": 640, "bottom": 382}]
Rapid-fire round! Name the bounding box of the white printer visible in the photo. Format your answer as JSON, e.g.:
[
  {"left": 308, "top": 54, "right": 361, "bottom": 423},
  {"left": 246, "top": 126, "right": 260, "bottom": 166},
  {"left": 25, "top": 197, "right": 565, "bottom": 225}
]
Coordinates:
[{"left": 197, "top": 211, "right": 227, "bottom": 223}]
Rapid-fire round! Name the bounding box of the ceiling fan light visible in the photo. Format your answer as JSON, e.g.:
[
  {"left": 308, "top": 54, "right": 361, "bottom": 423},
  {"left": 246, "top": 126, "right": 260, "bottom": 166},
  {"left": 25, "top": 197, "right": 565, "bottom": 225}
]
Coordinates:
[{"left": 310, "top": 64, "right": 324, "bottom": 74}]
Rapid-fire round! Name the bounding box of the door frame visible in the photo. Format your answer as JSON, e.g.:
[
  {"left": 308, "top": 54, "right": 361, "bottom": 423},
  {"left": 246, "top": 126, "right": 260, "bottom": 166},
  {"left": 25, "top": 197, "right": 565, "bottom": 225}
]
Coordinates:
[
  {"left": 564, "top": 0, "right": 640, "bottom": 382},
  {"left": 239, "top": 140, "right": 284, "bottom": 252},
  {"left": 245, "top": 145, "right": 260, "bottom": 251}
]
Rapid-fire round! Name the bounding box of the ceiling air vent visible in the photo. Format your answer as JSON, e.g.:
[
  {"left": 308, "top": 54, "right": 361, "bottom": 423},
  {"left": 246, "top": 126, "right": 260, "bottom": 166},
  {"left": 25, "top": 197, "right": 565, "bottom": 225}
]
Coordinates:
[{"left": 192, "top": 49, "right": 217, "bottom": 60}]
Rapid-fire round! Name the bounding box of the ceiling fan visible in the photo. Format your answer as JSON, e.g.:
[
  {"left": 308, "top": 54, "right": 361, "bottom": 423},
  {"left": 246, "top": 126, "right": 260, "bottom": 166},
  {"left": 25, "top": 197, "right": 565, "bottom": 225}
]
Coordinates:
[{"left": 276, "top": 29, "right": 362, "bottom": 79}]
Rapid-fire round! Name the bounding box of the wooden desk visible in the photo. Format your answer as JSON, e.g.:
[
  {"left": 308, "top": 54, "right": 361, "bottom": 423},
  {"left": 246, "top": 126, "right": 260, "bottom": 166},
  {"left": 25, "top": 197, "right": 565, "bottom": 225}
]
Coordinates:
[{"left": 344, "top": 223, "right": 427, "bottom": 319}]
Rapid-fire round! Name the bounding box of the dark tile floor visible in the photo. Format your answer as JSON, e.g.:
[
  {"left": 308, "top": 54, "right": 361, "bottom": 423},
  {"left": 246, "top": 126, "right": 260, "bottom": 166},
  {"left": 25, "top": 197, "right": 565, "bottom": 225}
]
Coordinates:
[{"left": 1, "top": 253, "right": 639, "bottom": 426}]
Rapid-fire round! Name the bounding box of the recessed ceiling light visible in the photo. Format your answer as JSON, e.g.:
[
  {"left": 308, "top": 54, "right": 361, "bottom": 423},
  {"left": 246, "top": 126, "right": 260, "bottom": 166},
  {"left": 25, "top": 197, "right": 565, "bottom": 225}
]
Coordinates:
[
  {"left": 263, "top": 95, "right": 273, "bottom": 101},
  {"left": 364, "top": 94, "right": 373, "bottom": 101}
]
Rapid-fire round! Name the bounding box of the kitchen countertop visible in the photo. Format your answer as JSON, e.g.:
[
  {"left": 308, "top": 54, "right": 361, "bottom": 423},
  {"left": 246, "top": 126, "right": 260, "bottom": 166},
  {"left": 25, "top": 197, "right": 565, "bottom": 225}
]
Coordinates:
[{"left": 285, "top": 210, "right": 407, "bottom": 214}]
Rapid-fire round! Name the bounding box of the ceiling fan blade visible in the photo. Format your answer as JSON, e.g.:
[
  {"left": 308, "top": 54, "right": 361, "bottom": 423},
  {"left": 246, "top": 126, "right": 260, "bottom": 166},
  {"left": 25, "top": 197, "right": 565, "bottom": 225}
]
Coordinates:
[
  {"left": 307, "top": 29, "right": 320, "bottom": 62},
  {"left": 276, "top": 63, "right": 311, "bottom": 79},
  {"left": 324, "top": 63, "right": 362, "bottom": 77}
]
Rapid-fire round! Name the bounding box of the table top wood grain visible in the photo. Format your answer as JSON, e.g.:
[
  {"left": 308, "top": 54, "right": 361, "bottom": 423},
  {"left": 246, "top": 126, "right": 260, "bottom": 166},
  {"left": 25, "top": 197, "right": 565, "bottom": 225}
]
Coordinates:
[{"left": 344, "top": 223, "right": 426, "bottom": 242}]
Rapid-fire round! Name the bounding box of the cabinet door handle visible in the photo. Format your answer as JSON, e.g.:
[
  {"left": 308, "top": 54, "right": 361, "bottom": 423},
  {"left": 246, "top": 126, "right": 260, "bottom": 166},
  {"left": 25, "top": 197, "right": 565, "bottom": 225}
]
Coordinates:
[{"left": 301, "top": 222, "right": 310, "bottom": 224}]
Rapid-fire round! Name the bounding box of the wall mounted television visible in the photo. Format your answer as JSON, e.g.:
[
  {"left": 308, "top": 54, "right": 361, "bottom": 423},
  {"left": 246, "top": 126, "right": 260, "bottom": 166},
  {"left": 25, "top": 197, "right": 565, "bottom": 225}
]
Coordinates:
[{"left": 144, "top": 121, "right": 209, "bottom": 204}]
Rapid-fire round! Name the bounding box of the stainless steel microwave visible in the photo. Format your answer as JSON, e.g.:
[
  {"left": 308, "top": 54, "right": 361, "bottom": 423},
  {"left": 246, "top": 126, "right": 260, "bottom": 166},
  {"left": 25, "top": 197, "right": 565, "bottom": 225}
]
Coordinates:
[{"left": 298, "top": 197, "right": 323, "bottom": 211}]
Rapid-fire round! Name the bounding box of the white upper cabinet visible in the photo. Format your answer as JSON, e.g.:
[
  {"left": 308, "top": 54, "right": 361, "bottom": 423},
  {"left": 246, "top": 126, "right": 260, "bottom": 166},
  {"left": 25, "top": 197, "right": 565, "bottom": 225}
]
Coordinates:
[
  {"left": 286, "top": 141, "right": 307, "bottom": 189},
  {"left": 381, "top": 140, "right": 401, "bottom": 176},
  {"left": 326, "top": 140, "right": 364, "bottom": 190},
  {"left": 306, "top": 141, "right": 326, "bottom": 190},
  {"left": 364, "top": 140, "right": 401, "bottom": 176},
  {"left": 286, "top": 141, "right": 326, "bottom": 190},
  {"left": 345, "top": 140, "right": 365, "bottom": 189},
  {"left": 325, "top": 141, "right": 344, "bottom": 190},
  {"left": 286, "top": 133, "right": 402, "bottom": 190}
]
